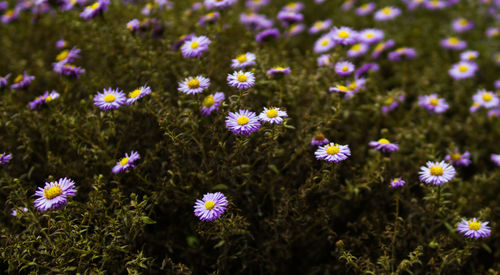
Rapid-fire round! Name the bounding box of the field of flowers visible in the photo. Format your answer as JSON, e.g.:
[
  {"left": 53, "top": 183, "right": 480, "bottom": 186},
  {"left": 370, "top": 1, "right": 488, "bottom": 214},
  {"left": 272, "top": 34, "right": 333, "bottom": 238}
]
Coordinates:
[{"left": 1, "top": 0, "right": 499, "bottom": 273}]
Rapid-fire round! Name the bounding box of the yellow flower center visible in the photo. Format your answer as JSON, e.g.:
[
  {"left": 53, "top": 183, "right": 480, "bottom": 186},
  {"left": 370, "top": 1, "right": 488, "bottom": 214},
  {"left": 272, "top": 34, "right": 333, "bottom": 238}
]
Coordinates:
[
  {"left": 385, "top": 97, "right": 395, "bottom": 104},
  {"left": 382, "top": 7, "right": 392, "bottom": 15},
  {"left": 120, "top": 157, "right": 129, "bottom": 166},
  {"left": 429, "top": 98, "right": 439, "bottom": 106},
  {"left": 314, "top": 133, "right": 325, "bottom": 140},
  {"left": 237, "top": 116, "right": 249, "bottom": 125},
  {"left": 14, "top": 74, "right": 23, "bottom": 83},
  {"left": 458, "top": 65, "right": 468, "bottom": 72},
  {"left": 348, "top": 82, "right": 357, "bottom": 90},
  {"left": 190, "top": 41, "right": 200, "bottom": 49},
  {"left": 45, "top": 96, "right": 53, "bottom": 102},
  {"left": 287, "top": 3, "right": 297, "bottom": 9},
  {"left": 266, "top": 109, "right": 278, "bottom": 118},
  {"left": 205, "top": 200, "right": 215, "bottom": 210},
  {"left": 459, "top": 19, "right": 468, "bottom": 26},
  {"left": 129, "top": 89, "right": 141, "bottom": 98},
  {"left": 237, "top": 54, "right": 247, "bottom": 63},
  {"left": 206, "top": 12, "right": 215, "bottom": 18},
  {"left": 351, "top": 44, "right": 361, "bottom": 51},
  {"left": 337, "top": 85, "right": 349, "bottom": 92},
  {"left": 187, "top": 78, "right": 200, "bottom": 89},
  {"left": 338, "top": 31, "right": 349, "bottom": 39},
  {"left": 451, "top": 153, "right": 462, "bottom": 161},
  {"left": 314, "top": 22, "right": 324, "bottom": 29},
  {"left": 326, "top": 145, "right": 340, "bottom": 155},
  {"left": 202, "top": 95, "right": 215, "bottom": 107},
  {"left": 482, "top": 93, "right": 493, "bottom": 102},
  {"left": 430, "top": 166, "right": 444, "bottom": 176},
  {"left": 56, "top": 50, "right": 69, "bottom": 62},
  {"left": 366, "top": 33, "right": 374, "bottom": 38},
  {"left": 448, "top": 37, "right": 459, "bottom": 45},
  {"left": 6, "top": 10, "right": 14, "bottom": 17},
  {"left": 375, "top": 43, "right": 384, "bottom": 51},
  {"left": 90, "top": 1, "right": 99, "bottom": 10},
  {"left": 341, "top": 66, "right": 349, "bottom": 72},
  {"left": 361, "top": 3, "right": 369, "bottom": 9},
  {"left": 274, "top": 66, "right": 285, "bottom": 71},
  {"left": 468, "top": 221, "right": 481, "bottom": 231},
  {"left": 104, "top": 94, "right": 116, "bottom": 103},
  {"left": 378, "top": 138, "right": 390, "bottom": 144},
  {"left": 321, "top": 39, "right": 329, "bottom": 46},
  {"left": 44, "top": 186, "right": 63, "bottom": 200},
  {"left": 237, "top": 74, "right": 247, "bottom": 82}
]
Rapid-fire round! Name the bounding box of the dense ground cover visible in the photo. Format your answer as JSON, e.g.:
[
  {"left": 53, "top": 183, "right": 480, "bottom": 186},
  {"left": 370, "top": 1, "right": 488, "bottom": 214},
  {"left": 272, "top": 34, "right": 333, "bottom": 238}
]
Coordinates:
[{"left": 0, "top": 0, "right": 499, "bottom": 273}]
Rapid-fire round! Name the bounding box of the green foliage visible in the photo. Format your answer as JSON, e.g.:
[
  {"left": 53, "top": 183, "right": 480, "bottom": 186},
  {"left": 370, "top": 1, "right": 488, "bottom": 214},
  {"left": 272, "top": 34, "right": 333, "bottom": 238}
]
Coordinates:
[{"left": 0, "top": 0, "right": 499, "bottom": 273}]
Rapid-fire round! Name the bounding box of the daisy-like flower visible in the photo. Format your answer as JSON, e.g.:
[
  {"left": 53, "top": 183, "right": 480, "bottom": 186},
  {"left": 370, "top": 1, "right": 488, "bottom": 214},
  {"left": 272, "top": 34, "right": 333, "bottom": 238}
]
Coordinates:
[
  {"left": 246, "top": 0, "right": 270, "bottom": 10},
  {"left": 330, "top": 26, "right": 357, "bottom": 45},
  {"left": 231, "top": 52, "right": 256, "bottom": 69},
  {"left": 178, "top": 76, "right": 210, "bottom": 95},
  {"left": 491, "top": 154, "right": 500, "bottom": 166},
  {"left": 452, "top": 18, "right": 474, "bottom": 33},
  {"left": 283, "top": 2, "right": 304, "bottom": 12},
  {"left": 358, "top": 29, "right": 384, "bottom": 44},
  {"left": 52, "top": 63, "right": 85, "bottom": 78},
  {"left": 10, "top": 72, "right": 35, "bottom": 89},
  {"left": 335, "top": 61, "right": 355, "bottom": 76},
  {"left": 10, "top": 207, "right": 28, "bottom": 216},
  {"left": 311, "top": 133, "right": 329, "bottom": 146},
  {"left": 205, "top": 0, "right": 237, "bottom": 10},
  {"left": 277, "top": 10, "right": 303, "bottom": 25},
  {"left": 390, "top": 178, "right": 406, "bottom": 188},
  {"left": 199, "top": 11, "right": 220, "bottom": 26},
  {"left": 80, "top": 0, "right": 109, "bottom": 20},
  {"left": 460, "top": 50, "right": 478, "bottom": 61},
  {"left": 372, "top": 40, "right": 395, "bottom": 59},
  {"left": 374, "top": 6, "right": 401, "bottom": 21},
  {"left": 489, "top": 109, "right": 500, "bottom": 117},
  {"left": 355, "top": 3, "right": 376, "bottom": 16},
  {"left": 285, "top": 24, "right": 305, "bottom": 37},
  {"left": 472, "top": 89, "right": 499, "bottom": 109},
  {"left": 347, "top": 43, "right": 369, "bottom": 58},
  {"left": 172, "top": 33, "right": 194, "bottom": 50},
  {"left": 194, "top": 192, "right": 228, "bottom": 221},
  {"left": 201, "top": 92, "right": 224, "bottom": 116},
  {"left": 457, "top": 218, "right": 491, "bottom": 239},
  {"left": 34, "top": 178, "right": 77, "bottom": 212},
  {"left": 487, "top": 27, "right": 500, "bottom": 38},
  {"left": 225, "top": 109, "right": 261, "bottom": 135},
  {"left": 240, "top": 13, "right": 273, "bottom": 30},
  {"left": 330, "top": 78, "right": 366, "bottom": 98},
  {"left": 1, "top": 9, "right": 19, "bottom": 24},
  {"left": 449, "top": 61, "right": 478, "bottom": 80},
  {"left": 0, "top": 153, "right": 12, "bottom": 165},
  {"left": 309, "top": 19, "right": 332, "bottom": 34},
  {"left": 382, "top": 95, "right": 405, "bottom": 113},
  {"left": 388, "top": 47, "right": 417, "bottom": 61},
  {"left": 425, "top": 0, "right": 447, "bottom": 10},
  {"left": 315, "top": 142, "right": 351, "bottom": 163},
  {"left": 317, "top": 54, "right": 333, "bottom": 67},
  {"left": 355, "top": 62, "right": 379, "bottom": 77},
  {"left": 266, "top": 66, "right": 291, "bottom": 76},
  {"left": 314, "top": 33, "right": 336, "bottom": 53},
  {"left": 402, "top": 0, "right": 425, "bottom": 10},
  {"left": 419, "top": 160, "right": 456, "bottom": 185},
  {"left": 341, "top": 0, "right": 355, "bottom": 10},
  {"left": 418, "top": 94, "right": 449, "bottom": 114},
  {"left": 369, "top": 138, "right": 399, "bottom": 153},
  {"left": 29, "top": 90, "right": 60, "bottom": 109},
  {"left": 126, "top": 85, "right": 152, "bottom": 105},
  {"left": 258, "top": 107, "right": 288, "bottom": 124},
  {"left": 0, "top": 73, "right": 10, "bottom": 88},
  {"left": 227, "top": 71, "right": 255, "bottom": 90},
  {"left": 445, "top": 149, "right": 471, "bottom": 166},
  {"left": 93, "top": 88, "right": 126, "bottom": 110},
  {"left": 112, "top": 151, "right": 140, "bottom": 174},
  {"left": 127, "top": 19, "right": 141, "bottom": 31},
  {"left": 256, "top": 28, "right": 280, "bottom": 43},
  {"left": 181, "top": 35, "right": 211, "bottom": 58},
  {"left": 440, "top": 37, "right": 467, "bottom": 50},
  {"left": 56, "top": 39, "right": 67, "bottom": 49},
  {"left": 55, "top": 47, "right": 81, "bottom": 64}
]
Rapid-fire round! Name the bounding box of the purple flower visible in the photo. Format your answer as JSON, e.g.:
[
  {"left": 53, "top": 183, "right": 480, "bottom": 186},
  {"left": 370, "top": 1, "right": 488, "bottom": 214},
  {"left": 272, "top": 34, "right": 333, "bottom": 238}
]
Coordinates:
[
  {"left": 1, "top": 9, "right": 19, "bottom": 24},
  {"left": 80, "top": 0, "right": 109, "bottom": 20},
  {"left": 240, "top": 13, "right": 273, "bottom": 30},
  {"left": 34, "top": 178, "right": 77, "bottom": 212},
  {"left": 491, "top": 154, "right": 500, "bottom": 166},
  {"left": 172, "top": 33, "right": 194, "bottom": 50},
  {"left": 266, "top": 66, "right": 291, "bottom": 76},
  {"left": 56, "top": 39, "right": 67, "bottom": 49},
  {"left": 178, "top": 76, "right": 210, "bottom": 95},
  {"left": 227, "top": 71, "right": 255, "bottom": 90},
  {"left": 418, "top": 94, "right": 449, "bottom": 114},
  {"left": 445, "top": 149, "right": 471, "bottom": 166},
  {"left": 314, "top": 33, "right": 336, "bottom": 53},
  {"left": 231, "top": 52, "right": 256, "bottom": 69},
  {"left": 347, "top": 43, "right": 369, "bottom": 58},
  {"left": 388, "top": 48, "right": 417, "bottom": 61},
  {"left": 309, "top": 19, "right": 332, "bottom": 34},
  {"left": 488, "top": 109, "right": 500, "bottom": 117},
  {"left": 0, "top": 153, "right": 12, "bottom": 165},
  {"left": 0, "top": 73, "right": 10, "bottom": 88},
  {"left": 382, "top": 95, "right": 405, "bottom": 113},
  {"left": 356, "top": 3, "right": 376, "bottom": 16},
  {"left": 460, "top": 50, "right": 478, "bottom": 61},
  {"left": 246, "top": 0, "right": 270, "bottom": 10},
  {"left": 282, "top": 2, "right": 304, "bottom": 12},
  {"left": 258, "top": 107, "right": 288, "bottom": 124},
  {"left": 311, "top": 133, "right": 329, "bottom": 146},
  {"left": 53, "top": 62, "right": 85, "bottom": 78},
  {"left": 335, "top": 61, "right": 355, "bottom": 76},
  {"left": 201, "top": 92, "right": 224, "bottom": 116},
  {"left": 285, "top": 24, "right": 305, "bottom": 37},
  {"left": 390, "top": 178, "right": 406, "bottom": 188},
  {"left": 315, "top": 143, "right": 351, "bottom": 163},
  {"left": 355, "top": 63, "right": 379, "bottom": 77},
  {"left": 204, "top": 0, "right": 237, "bottom": 10},
  {"left": 317, "top": 54, "right": 333, "bottom": 67},
  {"left": 372, "top": 40, "right": 395, "bottom": 59},
  {"left": 457, "top": 218, "right": 491, "bottom": 239},
  {"left": 452, "top": 18, "right": 474, "bottom": 33},
  {"left": 440, "top": 37, "right": 467, "bottom": 50},
  {"left": 112, "top": 151, "right": 140, "bottom": 174},
  {"left": 181, "top": 35, "right": 211, "bottom": 58},
  {"left": 10, "top": 72, "right": 35, "bottom": 89},
  {"left": 425, "top": 0, "right": 447, "bottom": 10},
  {"left": 472, "top": 89, "right": 498, "bottom": 109},
  {"left": 330, "top": 26, "right": 357, "bottom": 45},
  {"left": 419, "top": 161, "right": 456, "bottom": 185},
  {"left": 277, "top": 10, "right": 303, "bottom": 25},
  {"left": 256, "top": 28, "right": 280, "bottom": 43},
  {"left": 194, "top": 192, "right": 228, "bottom": 221},
  {"left": 127, "top": 19, "right": 141, "bottom": 31},
  {"left": 369, "top": 138, "right": 399, "bottom": 153},
  {"left": 55, "top": 47, "right": 81, "bottom": 64},
  {"left": 93, "top": 88, "right": 126, "bottom": 110},
  {"left": 374, "top": 6, "right": 401, "bottom": 21},
  {"left": 358, "top": 29, "right": 384, "bottom": 44},
  {"left": 225, "top": 109, "right": 261, "bottom": 135},
  {"left": 449, "top": 61, "right": 478, "bottom": 80},
  {"left": 29, "top": 90, "right": 60, "bottom": 109},
  {"left": 199, "top": 11, "right": 220, "bottom": 26},
  {"left": 127, "top": 85, "right": 152, "bottom": 105}
]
